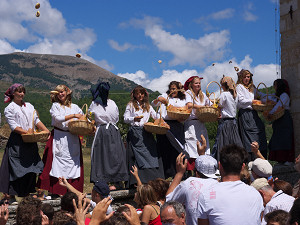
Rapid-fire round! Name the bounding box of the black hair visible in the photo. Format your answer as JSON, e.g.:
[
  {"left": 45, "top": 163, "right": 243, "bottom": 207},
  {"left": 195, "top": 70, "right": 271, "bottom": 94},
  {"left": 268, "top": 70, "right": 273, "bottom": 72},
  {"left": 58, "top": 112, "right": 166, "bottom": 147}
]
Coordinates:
[{"left": 220, "top": 144, "right": 246, "bottom": 176}]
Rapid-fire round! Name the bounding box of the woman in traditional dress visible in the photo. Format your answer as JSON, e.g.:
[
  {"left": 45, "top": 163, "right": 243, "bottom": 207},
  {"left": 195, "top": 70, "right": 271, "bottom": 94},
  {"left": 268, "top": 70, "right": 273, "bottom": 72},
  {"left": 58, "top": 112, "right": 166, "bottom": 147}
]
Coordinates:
[
  {"left": 124, "top": 85, "right": 164, "bottom": 186},
  {"left": 211, "top": 76, "right": 243, "bottom": 161},
  {"left": 89, "top": 82, "right": 128, "bottom": 190},
  {"left": 151, "top": 81, "right": 186, "bottom": 178},
  {"left": 184, "top": 76, "right": 211, "bottom": 171},
  {"left": 267, "top": 79, "right": 294, "bottom": 162},
  {"left": 0, "top": 84, "right": 49, "bottom": 197},
  {"left": 236, "top": 69, "right": 267, "bottom": 160},
  {"left": 37, "top": 85, "right": 84, "bottom": 195}
]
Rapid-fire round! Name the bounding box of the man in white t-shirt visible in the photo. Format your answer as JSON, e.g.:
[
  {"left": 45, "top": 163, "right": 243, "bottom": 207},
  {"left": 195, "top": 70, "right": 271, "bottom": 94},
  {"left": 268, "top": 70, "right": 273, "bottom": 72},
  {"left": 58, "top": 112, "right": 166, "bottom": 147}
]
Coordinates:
[
  {"left": 251, "top": 178, "right": 295, "bottom": 225},
  {"left": 166, "top": 153, "right": 219, "bottom": 225},
  {"left": 197, "top": 144, "right": 264, "bottom": 225}
]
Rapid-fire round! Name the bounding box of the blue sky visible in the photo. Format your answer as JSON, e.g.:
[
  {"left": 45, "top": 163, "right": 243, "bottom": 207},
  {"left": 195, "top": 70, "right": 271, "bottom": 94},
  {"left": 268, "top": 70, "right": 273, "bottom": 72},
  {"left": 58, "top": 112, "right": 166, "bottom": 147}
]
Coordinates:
[{"left": 0, "top": 0, "right": 280, "bottom": 93}]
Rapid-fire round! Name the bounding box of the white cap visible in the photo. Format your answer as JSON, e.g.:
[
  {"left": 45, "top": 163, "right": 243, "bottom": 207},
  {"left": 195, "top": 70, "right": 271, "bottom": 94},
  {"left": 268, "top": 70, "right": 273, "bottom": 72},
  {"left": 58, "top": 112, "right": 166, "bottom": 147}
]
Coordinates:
[{"left": 195, "top": 155, "right": 219, "bottom": 179}]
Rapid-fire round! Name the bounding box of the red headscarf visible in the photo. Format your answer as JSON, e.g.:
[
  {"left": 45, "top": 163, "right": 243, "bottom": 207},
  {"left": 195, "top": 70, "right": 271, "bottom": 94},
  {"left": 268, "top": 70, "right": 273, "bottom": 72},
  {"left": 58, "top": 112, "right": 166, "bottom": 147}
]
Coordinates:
[
  {"left": 184, "top": 76, "right": 203, "bottom": 91},
  {"left": 4, "top": 83, "right": 23, "bottom": 103}
]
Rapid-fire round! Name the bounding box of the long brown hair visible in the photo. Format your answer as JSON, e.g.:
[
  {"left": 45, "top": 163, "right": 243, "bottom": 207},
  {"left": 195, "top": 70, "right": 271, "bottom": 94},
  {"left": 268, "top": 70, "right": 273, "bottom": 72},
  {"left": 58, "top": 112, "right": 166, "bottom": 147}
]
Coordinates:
[
  {"left": 166, "top": 81, "right": 185, "bottom": 100},
  {"left": 236, "top": 69, "right": 254, "bottom": 92},
  {"left": 51, "top": 85, "right": 72, "bottom": 107},
  {"left": 129, "top": 85, "right": 150, "bottom": 113},
  {"left": 134, "top": 184, "right": 157, "bottom": 208},
  {"left": 188, "top": 77, "right": 204, "bottom": 103}
]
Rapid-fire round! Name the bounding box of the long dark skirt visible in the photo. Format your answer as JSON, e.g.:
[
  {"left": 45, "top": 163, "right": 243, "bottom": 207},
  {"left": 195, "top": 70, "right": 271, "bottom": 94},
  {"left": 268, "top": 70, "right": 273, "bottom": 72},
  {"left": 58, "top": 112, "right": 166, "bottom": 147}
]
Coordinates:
[
  {"left": 37, "top": 130, "right": 84, "bottom": 195},
  {"left": 0, "top": 132, "right": 43, "bottom": 197},
  {"left": 238, "top": 109, "right": 267, "bottom": 160},
  {"left": 127, "top": 126, "right": 164, "bottom": 186},
  {"left": 157, "top": 120, "right": 185, "bottom": 178},
  {"left": 212, "top": 118, "right": 243, "bottom": 161},
  {"left": 269, "top": 110, "right": 295, "bottom": 162},
  {"left": 90, "top": 124, "right": 128, "bottom": 183}
]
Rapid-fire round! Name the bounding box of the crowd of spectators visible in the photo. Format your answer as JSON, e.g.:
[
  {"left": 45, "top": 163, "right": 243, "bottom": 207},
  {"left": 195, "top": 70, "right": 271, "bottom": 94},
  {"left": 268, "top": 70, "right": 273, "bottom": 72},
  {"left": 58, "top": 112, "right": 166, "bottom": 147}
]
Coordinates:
[{"left": 0, "top": 143, "right": 300, "bottom": 225}]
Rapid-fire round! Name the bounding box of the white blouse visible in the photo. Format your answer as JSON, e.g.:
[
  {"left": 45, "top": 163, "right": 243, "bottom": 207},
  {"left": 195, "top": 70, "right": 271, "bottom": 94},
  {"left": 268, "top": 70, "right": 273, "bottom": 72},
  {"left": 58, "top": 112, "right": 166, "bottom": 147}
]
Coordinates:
[
  {"left": 151, "top": 93, "right": 186, "bottom": 120},
  {"left": 89, "top": 100, "right": 119, "bottom": 126},
  {"left": 50, "top": 102, "right": 82, "bottom": 130},
  {"left": 4, "top": 101, "right": 40, "bottom": 131},
  {"left": 124, "top": 102, "right": 158, "bottom": 126},
  {"left": 219, "top": 92, "right": 237, "bottom": 118},
  {"left": 236, "top": 84, "right": 255, "bottom": 110},
  {"left": 185, "top": 90, "right": 212, "bottom": 120}
]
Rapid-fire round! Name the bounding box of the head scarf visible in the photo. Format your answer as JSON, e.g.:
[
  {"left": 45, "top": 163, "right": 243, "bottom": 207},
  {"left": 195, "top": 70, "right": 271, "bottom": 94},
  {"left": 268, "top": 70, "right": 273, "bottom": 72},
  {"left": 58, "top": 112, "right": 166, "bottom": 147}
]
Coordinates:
[
  {"left": 184, "top": 76, "right": 203, "bottom": 91},
  {"left": 220, "top": 76, "right": 237, "bottom": 99},
  {"left": 4, "top": 83, "right": 23, "bottom": 103},
  {"left": 90, "top": 82, "right": 110, "bottom": 106}
]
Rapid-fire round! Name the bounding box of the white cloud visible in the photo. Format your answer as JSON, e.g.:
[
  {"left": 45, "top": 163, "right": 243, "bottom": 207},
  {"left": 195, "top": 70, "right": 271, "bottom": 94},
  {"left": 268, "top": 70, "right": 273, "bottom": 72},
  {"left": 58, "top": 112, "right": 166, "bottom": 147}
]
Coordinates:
[
  {"left": 209, "top": 8, "right": 235, "bottom": 20},
  {"left": 124, "top": 16, "right": 230, "bottom": 67},
  {"left": 243, "top": 3, "right": 258, "bottom": 22},
  {"left": 117, "top": 55, "right": 278, "bottom": 93},
  {"left": 118, "top": 70, "right": 151, "bottom": 86},
  {"left": 0, "top": 39, "right": 20, "bottom": 54},
  {"left": 0, "top": 0, "right": 113, "bottom": 71},
  {"left": 108, "top": 40, "right": 136, "bottom": 52}
]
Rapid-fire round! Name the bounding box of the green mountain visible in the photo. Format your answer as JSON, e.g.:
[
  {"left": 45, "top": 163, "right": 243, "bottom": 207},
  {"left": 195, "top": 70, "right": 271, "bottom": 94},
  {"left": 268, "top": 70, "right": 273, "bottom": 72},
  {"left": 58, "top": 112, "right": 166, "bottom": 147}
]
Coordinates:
[{"left": 0, "top": 52, "right": 139, "bottom": 98}]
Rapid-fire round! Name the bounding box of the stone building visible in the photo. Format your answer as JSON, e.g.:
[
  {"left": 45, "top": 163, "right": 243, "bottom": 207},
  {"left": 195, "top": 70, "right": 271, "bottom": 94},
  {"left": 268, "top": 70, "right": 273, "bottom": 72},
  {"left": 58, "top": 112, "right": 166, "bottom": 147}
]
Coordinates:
[{"left": 280, "top": 0, "right": 300, "bottom": 156}]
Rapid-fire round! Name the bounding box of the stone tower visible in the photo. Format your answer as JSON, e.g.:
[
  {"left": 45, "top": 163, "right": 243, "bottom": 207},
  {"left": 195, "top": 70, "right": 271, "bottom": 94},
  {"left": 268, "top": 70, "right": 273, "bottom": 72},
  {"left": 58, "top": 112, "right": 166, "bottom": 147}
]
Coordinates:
[{"left": 280, "top": 0, "right": 300, "bottom": 157}]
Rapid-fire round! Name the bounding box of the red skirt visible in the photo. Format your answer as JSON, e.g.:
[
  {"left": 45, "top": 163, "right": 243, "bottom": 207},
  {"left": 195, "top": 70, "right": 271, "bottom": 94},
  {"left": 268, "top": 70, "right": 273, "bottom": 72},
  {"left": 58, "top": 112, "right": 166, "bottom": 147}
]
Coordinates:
[{"left": 36, "top": 129, "right": 84, "bottom": 195}]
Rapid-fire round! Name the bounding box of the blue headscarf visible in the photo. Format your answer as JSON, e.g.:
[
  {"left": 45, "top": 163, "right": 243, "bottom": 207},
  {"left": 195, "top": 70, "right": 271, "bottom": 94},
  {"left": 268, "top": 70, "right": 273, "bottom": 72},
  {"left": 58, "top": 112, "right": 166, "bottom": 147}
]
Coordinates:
[{"left": 90, "top": 82, "right": 110, "bottom": 106}]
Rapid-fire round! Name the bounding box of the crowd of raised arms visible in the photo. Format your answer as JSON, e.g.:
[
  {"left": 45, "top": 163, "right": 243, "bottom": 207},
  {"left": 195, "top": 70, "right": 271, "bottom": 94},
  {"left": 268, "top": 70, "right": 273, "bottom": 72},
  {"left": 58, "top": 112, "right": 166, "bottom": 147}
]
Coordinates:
[{"left": 0, "top": 69, "right": 299, "bottom": 225}]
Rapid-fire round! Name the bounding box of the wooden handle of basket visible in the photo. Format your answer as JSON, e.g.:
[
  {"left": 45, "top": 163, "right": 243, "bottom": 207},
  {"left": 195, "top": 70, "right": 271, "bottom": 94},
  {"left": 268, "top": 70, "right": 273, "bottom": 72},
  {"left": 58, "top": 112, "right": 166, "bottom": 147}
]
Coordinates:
[
  {"left": 81, "top": 104, "right": 88, "bottom": 116},
  {"left": 166, "top": 88, "right": 185, "bottom": 105},
  {"left": 208, "top": 92, "right": 216, "bottom": 105},
  {"left": 256, "top": 82, "right": 268, "bottom": 101},
  {"left": 30, "top": 110, "right": 39, "bottom": 134},
  {"left": 206, "top": 81, "right": 222, "bottom": 98}
]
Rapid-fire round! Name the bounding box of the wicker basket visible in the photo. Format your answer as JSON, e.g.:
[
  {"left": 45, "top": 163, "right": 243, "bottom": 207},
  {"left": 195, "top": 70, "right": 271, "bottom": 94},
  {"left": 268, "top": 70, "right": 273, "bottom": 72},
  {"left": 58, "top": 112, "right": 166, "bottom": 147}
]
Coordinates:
[
  {"left": 21, "top": 110, "right": 49, "bottom": 143},
  {"left": 167, "top": 110, "right": 191, "bottom": 121},
  {"left": 252, "top": 82, "right": 274, "bottom": 112},
  {"left": 194, "top": 81, "right": 221, "bottom": 123},
  {"left": 196, "top": 106, "right": 220, "bottom": 122},
  {"left": 144, "top": 123, "right": 169, "bottom": 135},
  {"left": 144, "top": 103, "right": 170, "bottom": 135},
  {"left": 68, "top": 104, "right": 95, "bottom": 135},
  {"left": 22, "top": 131, "right": 49, "bottom": 143},
  {"left": 263, "top": 96, "right": 285, "bottom": 122}
]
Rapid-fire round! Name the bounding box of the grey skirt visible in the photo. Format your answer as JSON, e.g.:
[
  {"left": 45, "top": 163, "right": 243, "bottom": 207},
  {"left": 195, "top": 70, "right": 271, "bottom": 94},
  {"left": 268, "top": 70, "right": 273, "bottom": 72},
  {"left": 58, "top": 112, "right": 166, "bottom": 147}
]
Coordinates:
[
  {"left": 90, "top": 124, "right": 128, "bottom": 183},
  {"left": 238, "top": 109, "right": 267, "bottom": 159}
]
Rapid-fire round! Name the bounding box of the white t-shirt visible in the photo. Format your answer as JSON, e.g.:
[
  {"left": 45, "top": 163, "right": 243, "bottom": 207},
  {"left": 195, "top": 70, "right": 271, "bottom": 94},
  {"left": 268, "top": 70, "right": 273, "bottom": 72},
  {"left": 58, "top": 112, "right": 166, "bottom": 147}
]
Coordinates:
[
  {"left": 219, "top": 91, "right": 237, "bottom": 118},
  {"left": 261, "top": 190, "right": 295, "bottom": 225},
  {"left": 90, "top": 200, "right": 113, "bottom": 215},
  {"left": 197, "top": 180, "right": 264, "bottom": 225},
  {"left": 166, "top": 177, "right": 218, "bottom": 225}
]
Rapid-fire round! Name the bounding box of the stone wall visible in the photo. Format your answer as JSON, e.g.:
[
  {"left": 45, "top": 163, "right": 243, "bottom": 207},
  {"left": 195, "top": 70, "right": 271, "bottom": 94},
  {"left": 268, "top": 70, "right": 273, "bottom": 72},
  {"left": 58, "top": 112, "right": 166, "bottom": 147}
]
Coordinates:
[{"left": 280, "top": 0, "right": 300, "bottom": 156}]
